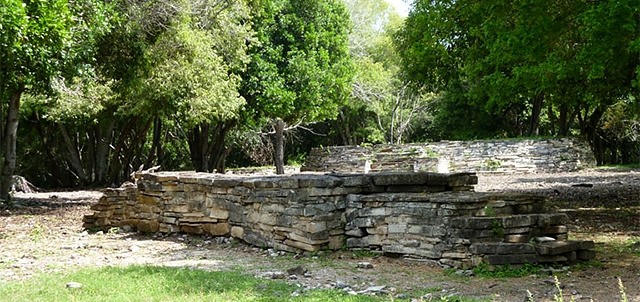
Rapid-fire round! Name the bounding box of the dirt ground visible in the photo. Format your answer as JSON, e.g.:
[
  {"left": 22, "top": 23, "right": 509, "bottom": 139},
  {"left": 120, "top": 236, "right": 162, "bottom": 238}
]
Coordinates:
[{"left": 0, "top": 169, "right": 639, "bottom": 301}]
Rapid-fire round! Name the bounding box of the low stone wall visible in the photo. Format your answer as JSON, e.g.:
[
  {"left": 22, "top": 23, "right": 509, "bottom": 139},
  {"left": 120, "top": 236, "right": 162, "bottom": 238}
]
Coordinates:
[
  {"left": 301, "top": 138, "right": 596, "bottom": 174},
  {"left": 84, "top": 171, "right": 594, "bottom": 268}
]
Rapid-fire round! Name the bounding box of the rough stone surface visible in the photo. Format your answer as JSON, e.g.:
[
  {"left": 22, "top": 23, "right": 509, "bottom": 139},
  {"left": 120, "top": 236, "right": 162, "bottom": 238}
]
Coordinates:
[
  {"left": 84, "top": 171, "right": 594, "bottom": 268},
  {"left": 301, "top": 138, "right": 595, "bottom": 174}
]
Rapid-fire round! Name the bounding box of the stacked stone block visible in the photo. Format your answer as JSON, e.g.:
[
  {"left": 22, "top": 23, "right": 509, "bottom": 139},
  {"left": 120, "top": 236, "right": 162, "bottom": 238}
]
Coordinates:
[
  {"left": 82, "top": 187, "right": 137, "bottom": 229},
  {"left": 302, "top": 138, "right": 596, "bottom": 173},
  {"left": 84, "top": 171, "right": 595, "bottom": 268}
]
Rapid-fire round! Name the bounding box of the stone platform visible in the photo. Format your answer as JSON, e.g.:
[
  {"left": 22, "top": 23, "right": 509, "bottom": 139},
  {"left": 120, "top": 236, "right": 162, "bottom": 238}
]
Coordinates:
[{"left": 84, "top": 171, "right": 594, "bottom": 268}]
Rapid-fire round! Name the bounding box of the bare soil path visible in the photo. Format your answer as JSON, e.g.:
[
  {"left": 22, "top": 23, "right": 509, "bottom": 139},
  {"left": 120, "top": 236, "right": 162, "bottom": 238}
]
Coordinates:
[{"left": 1, "top": 169, "right": 639, "bottom": 301}]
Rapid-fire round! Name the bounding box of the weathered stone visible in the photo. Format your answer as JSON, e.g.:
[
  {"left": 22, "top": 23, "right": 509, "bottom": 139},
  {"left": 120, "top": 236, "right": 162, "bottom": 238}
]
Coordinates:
[
  {"left": 206, "top": 208, "right": 229, "bottom": 220},
  {"left": 202, "top": 223, "right": 230, "bottom": 236},
  {"left": 366, "top": 225, "right": 387, "bottom": 235},
  {"left": 341, "top": 175, "right": 371, "bottom": 187},
  {"left": 295, "top": 221, "right": 327, "bottom": 234},
  {"left": 230, "top": 226, "right": 244, "bottom": 239},
  {"left": 442, "top": 252, "right": 468, "bottom": 259},
  {"left": 388, "top": 224, "right": 407, "bottom": 234},
  {"left": 537, "top": 213, "right": 569, "bottom": 227},
  {"left": 537, "top": 254, "right": 569, "bottom": 263},
  {"left": 345, "top": 228, "right": 363, "bottom": 237},
  {"left": 536, "top": 241, "right": 580, "bottom": 255},
  {"left": 469, "top": 243, "right": 536, "bottom": 255},
  {"left": 166, "top": 204, "right": 189, "bottom": 213},
  {"left": 284, "top": 239, "right": 321, "bottom": 252},
  {"left": 136, "top": 220, "right": 159, "bottom": 233},
  {"left": 296, "top": 175, "right": 342, "bottom": 188},
  {"left": 328, "top": 235, "right": 346, "bottom": 249},
  {"left": 448, "top": 173, "right": 478, "bottom": 187},
  {"left": 371, "top": 172, "right": 449, "bottom": 186},
  {"left": 159, "top": 223, "right": 179, "bottom": 233},
  {"left": 180, "top": 225, "right": 204, "bottom": 234},
  {"left": 504, "top": 234, "right": 530, "bottom": 243},
  {"left": 502, "top": 215, "right": 537, "bottom": 228},
  {"left": 138, "top": 194, "right": 159, "bottom": 205},
  {"left": 346, "top": 237, "right": 368, "bottom": 248},
  {"left": 484, "top": 254, "right": 538, "bottom": 265}
]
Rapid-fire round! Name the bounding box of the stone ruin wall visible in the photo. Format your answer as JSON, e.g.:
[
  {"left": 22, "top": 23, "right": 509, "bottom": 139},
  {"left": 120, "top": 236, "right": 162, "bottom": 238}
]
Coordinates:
[
  {"left": 301, "top": 138, "right": 596, "bottom": 174},
  {"left": 84, "top": 171, "right": 595, "bottom": 269}
]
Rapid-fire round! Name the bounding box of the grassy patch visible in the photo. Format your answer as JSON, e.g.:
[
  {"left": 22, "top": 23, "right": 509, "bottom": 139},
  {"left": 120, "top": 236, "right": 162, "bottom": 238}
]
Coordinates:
[
  {"left": 596, "top": 163, "right": 640, "bottom": 170},
  {"left": 0, "top": 265, "right": 494, "bottom": 302},
  {"left": 472, "top": 262, "right": 541, "bottom": 278},
  {"left": 0, "top": 265, "right": 400, "bottom": 302}
]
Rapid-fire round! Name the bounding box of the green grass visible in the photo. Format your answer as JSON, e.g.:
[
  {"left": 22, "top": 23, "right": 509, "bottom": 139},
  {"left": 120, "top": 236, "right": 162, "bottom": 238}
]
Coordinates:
[
  {"left": 471, "top": 262, "right": 542, "bottom": 278},
  {"left": 0, "top": 265, "right": 491, "bottom": 302},
  {"left": 0, "top": 265, "right": 401, "bottom": 302},
  {"left": 595, "top": 163, "right": 640, "bottom": 170}
]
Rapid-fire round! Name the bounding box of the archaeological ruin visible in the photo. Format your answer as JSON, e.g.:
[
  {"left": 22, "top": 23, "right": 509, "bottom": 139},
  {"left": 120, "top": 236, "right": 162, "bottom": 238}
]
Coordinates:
[{"left": 84, "top": 138, "right": 597, "bottom": 268}]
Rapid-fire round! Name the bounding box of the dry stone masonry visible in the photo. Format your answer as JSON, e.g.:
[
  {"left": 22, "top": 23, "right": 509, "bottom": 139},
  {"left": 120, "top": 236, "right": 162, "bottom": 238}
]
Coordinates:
[
  {"left": 302, "top": 138, "right": 596, "bottom": 174},
  {"left": 84, "top": 171, "right": 595, "bottom": 268}
]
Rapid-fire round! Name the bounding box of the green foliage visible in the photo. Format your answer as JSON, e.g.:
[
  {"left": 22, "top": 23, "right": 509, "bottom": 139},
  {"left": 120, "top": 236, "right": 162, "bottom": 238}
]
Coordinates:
[
  {"left": 483, "top": 159, "right": 501, "bottom": 171},
  {"left": 489, "top": 220, "right": 504, "bottom": 238},
  {"left": 135, "top": 21, "right": 244, "bottom": 127},
  {"left": 472, "top": 262, "right": 542, "bottom": 278},
  {"left": 396, "top": 0, "right": 640, "bottom": 146},
  {"left": 244, "top": 0, "right": 353, "bottom": 124},
  {"left": 482, "top": 206, "right": 497, "bottom": 218},
  {"left": 0, "top": 0, "right": 72, "bottom": 92},
  {"left": 335, "top": 0, "right": 437, "bottom": 145}
]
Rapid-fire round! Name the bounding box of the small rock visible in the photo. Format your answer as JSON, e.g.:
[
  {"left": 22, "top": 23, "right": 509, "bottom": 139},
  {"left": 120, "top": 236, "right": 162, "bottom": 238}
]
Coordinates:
[
  {"left": 356, "top": 262, "right": 373, "bottom": 269},
  {"left": 129, "top": 245, "right": 140, "bottom": 252},
  {"left": 535, "top": 237, "right": 556, "bottom": 243},
  {"left": 359, "top": 285, "right": 386, "bottom": 294},
  {"left": 455, "top": 269, "right": 474, "bottom": 277},
  {"left": 262, "top": 271, "right": 286, "bottom": 279},
  {"left": 421, "top": 293, "right": 434, "bottom": 300},
  {"left": 334, "top": 281, "right": 350, "bottom": 289},
  {"left": 66, "top": 282, "right": 83, "bottom": 289},
  {"left": 286, "top": 265, "right": 307, "bottom": 276},
  {"left": 347, "top": 290, "right": 358, "bottom": 295}
]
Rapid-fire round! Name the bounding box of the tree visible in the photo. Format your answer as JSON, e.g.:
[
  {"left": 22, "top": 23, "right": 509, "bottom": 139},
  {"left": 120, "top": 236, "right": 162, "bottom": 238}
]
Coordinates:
[
  {"left": 396, "top": 0, "right": 639, "bottom": 161},
  {"left": 0, "top": 0, "right": 82, "bottom": 200},
  {"left": 243, "top": 0, "right": 353, "bottom": 174}
]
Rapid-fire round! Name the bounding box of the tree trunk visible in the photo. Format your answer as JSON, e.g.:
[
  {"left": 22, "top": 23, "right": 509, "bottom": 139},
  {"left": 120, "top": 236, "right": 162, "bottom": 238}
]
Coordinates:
[
  {"left": 188, "top": 123, "right": 210, "bottom": 172},
  {"left": 528, "top": 93, "right": 544, "bottom": 136},
  {"left": 59, "top": 123, "right": 89, "bottom": 184},
  {"left": 274, "top": 118, "right": 285, "bottom": 175},
  {"left": 547, "top": 104, "right": 556, "bottom": 135},
  {"left": 337, "top": 110, "right": 353, "bottom": 145},
  {"left": 145, "top": 117, "right": 163, "bottom": 168},
  {"left": 94, "top": 120, "right": 115, "bottom": 184},
  {"left": 580, "top": 106, "right": 606, "bottom": 165},
  {"left": 207, "top": 121, "right": 235, "bottom": 174},
  {"left": 33, "top": 112, "right": 66, "bottom": 187},
  {"left": 1, "top": 88, "right": 23, "bottom": 201}
]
